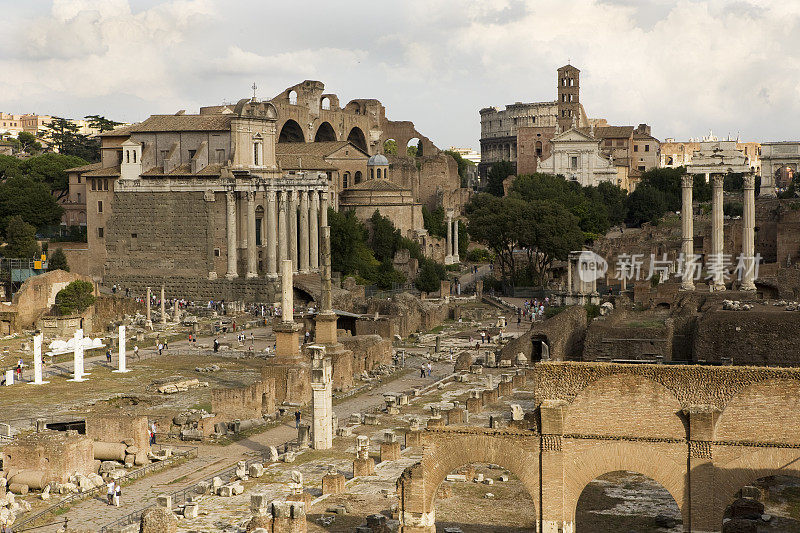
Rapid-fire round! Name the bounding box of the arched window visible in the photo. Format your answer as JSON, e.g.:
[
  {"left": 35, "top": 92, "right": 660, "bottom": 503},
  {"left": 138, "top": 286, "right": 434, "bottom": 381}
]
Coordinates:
[
  {"left": 126, "top": 150, "right": 130, "bottom": 163},
  {"left": 355, "top": 171, "right": 362, "bottom": 184},
  {"left": 321, "top": 97, "right": 330, "bottom": 110},
  {"left": 253, "top": 142, "right": 262, "bottom": 166},
  {"left": 377, "top": 168, "right": 382, "bottom": 179},
  {"left": 288, "top": 90, "right": 298, "bottom": 105},
  {"left": 132, "top": 150, "right": 136, "bottom": 163},
  {"left": 343, "top": 172, "right": 349, "bottom": 188},
  {"left": 535, "top": 141, "right": 542, "bottom": 157},
  {"left": 370, "top": 168, "right": 375, "bottom": 180}
]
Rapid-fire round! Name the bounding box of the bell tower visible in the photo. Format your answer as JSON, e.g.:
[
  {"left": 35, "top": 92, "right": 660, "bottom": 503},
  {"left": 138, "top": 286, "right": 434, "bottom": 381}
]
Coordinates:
[{"left": 557, "top": 64, "right": 580, "bottom": 132}]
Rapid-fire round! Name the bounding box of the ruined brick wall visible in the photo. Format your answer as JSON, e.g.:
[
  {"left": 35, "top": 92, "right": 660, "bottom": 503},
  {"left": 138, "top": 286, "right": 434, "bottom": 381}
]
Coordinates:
[
  {"left": 365, "top": 293, "right": 450, "bottom": 337},
  {"left": 355, "top": 317, "right": 397, "bottom": 339},
  {"left": 692, "top": 309, "right": 800, "bottom": 366},
  {"left": 102, "top": 273, "right": 279, "bottom": 304},
  {"left": 211, "top": 378, "right": 275, "bottom": 421},
  {"left": 91, "top": 295, "right": 145, "bottom": 332},
  {"left": 582, "top": 316, "right": 673, "bottom": 362},
  {"left": 104, "top": 190, "right": 218, "bottom": 280},
  {"left": 47, "top": 242, "right": 89, "bottom": 277},
  {"left": 11, "top": 269, "right": 94, "bottom": 329},
  {"left": 85, "top": 414, "right": 150, "bottom": 453},
  {"left": 339, "top": 334, "right": 392, "bottom": 374},
  {"left": 2, "top": 432, "right": 94, "bottom": 485},
  {"left": 500, "top": 305, "right": 587, "bottom": 362}
]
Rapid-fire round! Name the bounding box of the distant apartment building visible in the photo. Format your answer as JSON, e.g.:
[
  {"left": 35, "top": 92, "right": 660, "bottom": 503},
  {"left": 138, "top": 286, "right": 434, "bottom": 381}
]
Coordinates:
[
  {"left": 660, "top": 132, "right": 761, "bottom": 175},
  {"left": 0, "top": 113, "right": 24, "bottom": 137},
  {"left": 446, "top": 146, "right": 481, "bottom": 165}
]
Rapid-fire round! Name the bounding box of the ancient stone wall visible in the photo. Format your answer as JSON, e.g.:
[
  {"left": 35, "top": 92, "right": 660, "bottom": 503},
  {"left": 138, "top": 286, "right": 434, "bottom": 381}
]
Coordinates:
[
  {"left": 211, "top": 379, "right": 276, "bottom": 421},
  {"left": 500, "top": 305, "right": 586, "bottom": 363},
  {"left": 582, "top": 315, "right": 673, "bottom": 362},
  {"left": 2, "top": 431, "right": 94, "bottom": 485},
  {"left": 11, "top": 269, "right": 95, "bottom": 330},
  {"left": 692, "top": 309, "right": 800, "bottom": 366},
  {"left": 85, "top": 414, "right": 150, "bottom": 454},
  {"left": 47, "top": 242, "right": 89, "bottom": 277},
  {"left": 101, "top": 273, "right": 279, "bottom": 304},
  {"left": 339, "top": 334, "right": 392, "bottom": 374}
]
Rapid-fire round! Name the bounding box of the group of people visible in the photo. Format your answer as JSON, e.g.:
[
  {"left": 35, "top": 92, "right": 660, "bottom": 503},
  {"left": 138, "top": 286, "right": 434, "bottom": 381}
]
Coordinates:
[
  {"left": 520, "top": 297, "right": 548, "bottom": 323},
  {"left": 419, "top": 361, "right": 433, "bottom": 378},
  {"left": 106, "top": 480, "right": 122, "bottom": 506}
]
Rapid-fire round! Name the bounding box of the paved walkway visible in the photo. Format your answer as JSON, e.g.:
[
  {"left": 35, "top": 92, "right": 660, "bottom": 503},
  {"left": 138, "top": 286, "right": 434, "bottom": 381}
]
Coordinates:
[{"left": 29, "top": 354, "right": 452, "bottom": 531}]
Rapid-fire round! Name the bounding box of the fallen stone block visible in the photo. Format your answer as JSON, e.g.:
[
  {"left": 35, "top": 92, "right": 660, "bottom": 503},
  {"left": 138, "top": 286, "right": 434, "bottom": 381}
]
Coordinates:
[
  {"left": 183, "top": 503, "right": 198, "bottom": 518},
  {"left": 248, "top": 463, "right": 264, "bottom": 478}
]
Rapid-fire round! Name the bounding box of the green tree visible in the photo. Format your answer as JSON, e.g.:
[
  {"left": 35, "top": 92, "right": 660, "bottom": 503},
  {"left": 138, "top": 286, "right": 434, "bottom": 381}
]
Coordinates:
[
  {"left": 4, "top": 216, "right": 39, "bottom": 259},
  {"left": 19, "top": 153, "right": 89, "bottom": 200},
  {"left": 383, "top": 140, "right": 397, "bottom": 155},
  {"left": 43, "top": 117, "right": 100, "bottom": 161},
  {"left": 444, "top": 150, "right": 476, "bottom": 188},
  {"left": 414, "top": 258, "right": 445, "bottom": 293},
  {"left": 17, "top": 132, "right": 42, "bottom": 153},
  {"left": 55, "top": 280, "right": 95, "bottom": 315},
  {"left": 369, "top": 210, "right": 401, "bottom": 264},
  {"left": 422, "top": 204, "right": 447, "bottom": 238},
  {"left": 517, "top": 201, "right": 584, "bottom": 287},
  {"left": 466, "top": 194, "right": 526, "bottom": 288},
  {"left": 47, "top": 247, "right": 69, "bottom": 272},
  {"left": 406, "top": 144, "right": 418, "bottom": 157},
  {"left": 625, "top": 185, "right": 668, "bottom": 226},
  {"left": 457, "top": 220, "right": 468, "bottom": 257},
  {"left": 84, "top": 115, "right": 121, "bottom": 133},
  {"left": 0, "top": 176, "right": 64, "bottom": 232},
  {"left": 485, "top": 161, "right": 515, "bottom": 196},
  {"left": 0, "top": 155, "right": 22, "bottom": 180},
  {"left": 595, "top": 181, "right": 627, "bottom": 226}
]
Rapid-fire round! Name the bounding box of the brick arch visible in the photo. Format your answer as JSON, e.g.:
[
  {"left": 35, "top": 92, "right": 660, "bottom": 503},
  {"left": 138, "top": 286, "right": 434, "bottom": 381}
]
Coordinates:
[
  {"left": 711, "top": 446, "right": 800, "bottom": 526},
  {"left": 564, "top": 373, "right": 686, "bottom": 439},
  {"left": 564, "top": 440, "right": 689, "bottom": 525},
  {"left": 398, "top": 428, "right": 540, "bottom": 530},
  {"left": 716, "top": 378, "right": 800, "bottom": 444}
]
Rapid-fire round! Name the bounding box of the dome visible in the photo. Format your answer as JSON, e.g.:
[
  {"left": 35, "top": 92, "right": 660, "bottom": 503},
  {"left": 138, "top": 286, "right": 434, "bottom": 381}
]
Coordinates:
[{"left": 367, "top": 154, "right": 389, "bottom": 166}]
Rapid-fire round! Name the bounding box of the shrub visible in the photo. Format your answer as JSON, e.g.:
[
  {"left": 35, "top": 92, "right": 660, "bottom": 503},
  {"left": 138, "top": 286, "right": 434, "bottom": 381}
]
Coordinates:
[{"left": 55, "top": 280, "right": 95, "bottom": 315}]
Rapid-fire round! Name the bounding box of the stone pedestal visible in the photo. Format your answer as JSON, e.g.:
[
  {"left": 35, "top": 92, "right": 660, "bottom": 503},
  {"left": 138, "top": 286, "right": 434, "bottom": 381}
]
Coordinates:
[
  {"left": 380, "top": 431, "right": 401, "bottom": 462},
  {"left": 353, "top": 457, "right": 375, "bottom": 477},
  {"left": 498, "top": 381, "right": 512, "bottom": 396},
  {"left": 68, "top": 329, "right": 87, "bottom": 382},
  {"left": 481, "top": 388, "right": 499, "bottom": 406},
  {"left": 4, "top": 369, "right": 13, "bottom": 386},
  {"left": 446, "top": 407, "right": 465, "bottom": 425},
  {"left": 427, "top": 417, "right": 445, "bottom": 428},
  {"left": 310, "top": 345, "right": 333, "bottom": 450},
  {"left": 405, "top": 429, "right": 422, "bottom": 448},
  {"left": 322, "top": 471, "right": 345, "bottom": 494},
  {"left": 465, "top": 395, "right": 482, "bottom": 413},
  {"left": 315, "top": 312, "right": 338, "bottom": 345}
]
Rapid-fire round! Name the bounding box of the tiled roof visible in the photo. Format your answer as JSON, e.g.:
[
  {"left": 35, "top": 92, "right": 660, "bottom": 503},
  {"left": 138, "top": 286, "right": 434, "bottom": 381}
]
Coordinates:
[
  {"left": 127, "top": 114, "right": 232, "bottom": 133},
  {"left": 276, "top": 153, "right": 336, "bottom": 171},
  {"left": 82, "top": 165, "right": 120, "bottom": 177},
  {"left": 593, "top": 126, "right": 634, "bottom": 139},
  {"left": 345, "top": 178, "right": 406, "bottom": 191},
  {"left": 98, "top": 124, "right": 135, "bottom": 137},
  {"left": 140, "top": 163, "right": 223, "bottom": 177},
  {"left": 65, "top": 162, "right": 103, "bottom": 173}
]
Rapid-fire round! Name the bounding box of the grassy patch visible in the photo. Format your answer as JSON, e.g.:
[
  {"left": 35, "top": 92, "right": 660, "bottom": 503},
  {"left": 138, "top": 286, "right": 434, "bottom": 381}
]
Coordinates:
[{"left": 626, "top": 319, "right": 665, "bottom": 329}]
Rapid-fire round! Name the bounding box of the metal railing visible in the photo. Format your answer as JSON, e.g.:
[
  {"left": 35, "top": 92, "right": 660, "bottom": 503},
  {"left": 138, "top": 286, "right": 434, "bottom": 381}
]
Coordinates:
[
  {"left": 98, "top": 453, "right": 263, "bottom": 533},
  {"left": 11, "top": 445, "right": 197, "bottom": 532}
]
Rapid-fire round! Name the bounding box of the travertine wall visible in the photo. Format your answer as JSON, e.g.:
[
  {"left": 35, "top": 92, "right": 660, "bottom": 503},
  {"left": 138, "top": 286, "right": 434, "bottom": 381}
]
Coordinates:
[
  {"left": 499, "top": 305, "right": 587, "bottom": 363},
  {"left": 339, "top": 334, "right": 392, "bottom": 374},
  {"left": 2, "top": 431, "right": 94, "bottom": 485},
  {"left": 211, "top": 378, "right": 276, "bottom": 421},
  {"left": 85, "top": 414, "right": 150, "bottom": 454}
]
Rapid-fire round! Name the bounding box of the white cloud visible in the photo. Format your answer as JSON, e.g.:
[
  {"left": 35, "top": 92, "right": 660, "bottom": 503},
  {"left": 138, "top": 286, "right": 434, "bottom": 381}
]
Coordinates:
[{"left": 211, "top": 46, "right": 368, "bottom": 78}]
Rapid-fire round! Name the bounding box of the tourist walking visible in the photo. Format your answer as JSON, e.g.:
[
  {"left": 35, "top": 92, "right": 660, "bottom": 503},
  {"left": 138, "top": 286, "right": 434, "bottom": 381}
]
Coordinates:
[
  {"left": 106, "top": 480, "right": 115, "bottom": 505},
  {"left": 213, "top": 338, "right": 220, "bottom": 353},
  {"left": 426, "top": 361, "right": 432, "bottom": 377},
  {"left": 133, "top": 345, "right": 139, "bottom": 359},
  {"left": 294, "top": 410, "right": 301, "bottom": 429},
  {"left": 420, "top": 365, "right": 426, "bottom": 378},
  {"left": 106, "top": 349, "right": 112, "bottom": 364},
  {"left": 150, "top": 421, "right": 157, "bottom": 445},
  {"left": 113, "top": 481, "right": 121, "bottom": 506}
]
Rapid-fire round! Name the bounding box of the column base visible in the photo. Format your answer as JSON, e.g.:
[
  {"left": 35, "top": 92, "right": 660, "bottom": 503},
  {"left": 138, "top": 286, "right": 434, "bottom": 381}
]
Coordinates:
[
  {"left": 207, "top": 271, "right": 217, "bottom": 280},
  {"left": 452, "top": 254, "right": 460, "bottom": 263},
  {"left": 28, "top": 380, "right": 50, "bottom": 385},
  {"left": 444, "top": 255, "right": 454, "bottom": 265},
  {"left": 741, "top": 282, "right": 756, "bottom": 291},
  {"left": 710, "top": 284, "right": 726, "bottom": 292},
  {"left": 225, "top": 273, "right": 239, "bottom": 280},
  {"left": 112, "top": 369, "right": 131, "bottom": 374},
  {"left": 246, "top": 272, "right": 258, "bottom": 279},
  {"left": 266, "top": 272, "right": 278, "bottom": 280},
  {"left": 679, "top": 281, "right": 695, "bottom": 291}
]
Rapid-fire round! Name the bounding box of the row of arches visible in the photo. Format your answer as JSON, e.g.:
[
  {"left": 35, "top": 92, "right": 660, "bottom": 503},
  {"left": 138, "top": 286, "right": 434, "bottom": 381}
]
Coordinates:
[
  {"left": 383, "top": 137, "right": 422, "bottom": 157},
  {"left": 278, "top": 120, "right": 368, "bottom": 152}
]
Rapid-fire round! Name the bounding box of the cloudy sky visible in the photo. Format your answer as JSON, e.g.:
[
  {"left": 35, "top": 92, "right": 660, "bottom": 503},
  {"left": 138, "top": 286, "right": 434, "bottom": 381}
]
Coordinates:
[{"left": 1, "top": 0, "right": 797, "bottom": 150}]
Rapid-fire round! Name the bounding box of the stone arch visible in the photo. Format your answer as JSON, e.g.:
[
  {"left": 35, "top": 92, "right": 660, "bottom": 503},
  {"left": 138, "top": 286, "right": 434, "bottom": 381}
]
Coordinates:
[
  {"left": 716, "top": 379, "right": 800, "bottom": 444},
  {"left": 279, "top": 119, "right": 305, "bottom": 143},
  {"left": 347, "top": 127, "right": 367, "bottom": 153},
  {"left": 399, "top": 429, "right": 540, "bottom": 526},
  {"left": 288, "top": 90, "right": 298, "bottom": 105},
  {"left": 314, "top": 121, "right": 337, "bottom": 142},
  {"left": 321, "top": 97, "right": 330, "bottom": 110},
  {"left": 564, "top": 373, "right": 686, "bottom": 439},
  {"left": 407, "top": 137, "right": 422, "bottom": 157},
  {"left": 564, "top": 440, "right": 688, "bottom": 526},
  {"left": 354, "top": 170, "right": 362, "bottom": 184}
]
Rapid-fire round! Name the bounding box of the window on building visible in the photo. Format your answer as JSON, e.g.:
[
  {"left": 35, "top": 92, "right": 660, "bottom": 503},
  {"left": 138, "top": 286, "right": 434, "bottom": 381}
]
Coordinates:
[
  {"left": 571, "top": 156, "right": 578, "bottom": 169},
  {"left": 343, "top": 172, "right": 350, "bottom": 188},
  {"left": 117, "top": 151, "right": 123, "bottom": 165},
  {"left": 126, "top": 150, "right": 130, "bottom": 163},
  {"left": 97, "top": 227, "right": 104, "bottom": 238},
  {"left": 103, "top": 179, "right": 108, "bottom": 191},
  {"left": 188, "top": 149, "right": 196, "bottom": 159},
  {"left": 131, "top": 233, "right": 137, "bottom": 238},
  {"left": 214, "top": 248, "right": 221, "bottom": 257},
  {"left": 90, "top": 179, "right": 96, "bottom": 191},
  {"left": 535, "top": 141, "right": 542, "bottom": 157},
  {"left": 132, "top": 150, "right": 136, "bottom": 163},
  {"left": 634, "top": 145, "right": 638, "bottom": 152},
  {"left": 216, "top": 149, "right": 225, "bottom": 163},
  {"left": 638, "top": 165, "right": 646, "bottom": 171},
  {"left": 98, "top": 200, "right": 103, "bottom": 213},
  {"left": 77, "top": 176, "right": 81, "bottom": 183},
  {"left": 644, "top": 145, "right": 650, "bottom": 152}
]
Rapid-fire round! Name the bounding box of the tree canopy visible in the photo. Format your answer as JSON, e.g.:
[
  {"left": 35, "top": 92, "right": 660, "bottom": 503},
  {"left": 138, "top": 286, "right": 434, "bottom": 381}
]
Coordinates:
[
  {"left": 4, "top": 216, "right": 39, "bottom": 259},
  {"left": 485, "top": 160, "right": 515, "bottom": 197},
  {"left": 55, "top": 280, "right": 95, "bottom": 316},
  {"left": 0, "top": 176, "right": 64, "bottom": 234},
  {"left": 43, "top": 117, "right": 100, "bottom": 161},
  {"left": 47, "top": 247, "right": 69, "bottom": 272}
]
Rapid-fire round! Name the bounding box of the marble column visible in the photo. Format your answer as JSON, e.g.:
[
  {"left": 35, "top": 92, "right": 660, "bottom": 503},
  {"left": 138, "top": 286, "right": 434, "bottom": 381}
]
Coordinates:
[
  {"left": 310, "top": 190, "right": 319, "bottom": 271},
  {"left": 316, "top": 226, "right": 338, "bottom": 345},
  {"left": 246, "top": 191, "right": 257, "bottom": 278},
  {"left": 299, "top": 190, "right": 310, "bottom": 273},
  {"left": 278, "top": 191, "right": 287, "bottom": 267},
  {"left": 266, "top": 190, "right": 278, "bottom": 279},
  {"left": 69, "top": 329, "right": 86, "bottom": 382},
  {"left": 225, "top": 190, "right": 238, "bottom": 279},
  {"left": 741, "top": 173, "right": 757, "bottom": 291},
  {"left": 31, "top": 333, "right": 47, "bottom": 384},
  {"left": 567, "top": 258, "right": 573, "bottom": 294},
  {"left": 452, "top": 219, "right": 460, "bottom": 263},
  {"left": 445, "top": 211, "right": 453, "bottom": 264},
  {"left": 680, "top": 174, "right": 695, "bottom": 291},
  {"left": 281, "top": 259, "right": 294, "bottom": 323},
  {"left": 145, "top": 286, "right": 152, "bottom": 328},
  {"left": 160, "top": 285, "right": 166, "bottom": 325},
  {"left": 320, "top": 191, "right": 329, "bottom": 228},
  {"left": 288, "top": 190, "right": 298, "bottom": 272},
  {"left": 114, "top": 325, "right": 129, "bottom": 373},
  {"left": 711, "top": 174, "right": 726, "bottom": 291}
]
